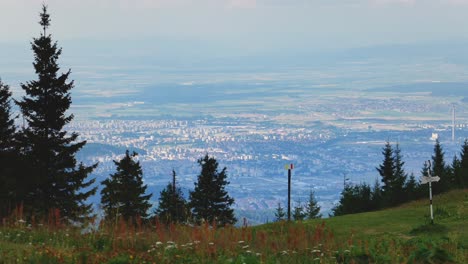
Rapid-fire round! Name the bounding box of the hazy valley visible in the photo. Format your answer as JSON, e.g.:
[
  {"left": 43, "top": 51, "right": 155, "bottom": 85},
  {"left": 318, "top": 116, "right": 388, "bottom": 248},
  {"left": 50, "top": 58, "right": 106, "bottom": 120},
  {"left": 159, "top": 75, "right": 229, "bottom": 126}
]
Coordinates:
[{"left": 2, "top": 41, "right": 468, "bottom": 223}]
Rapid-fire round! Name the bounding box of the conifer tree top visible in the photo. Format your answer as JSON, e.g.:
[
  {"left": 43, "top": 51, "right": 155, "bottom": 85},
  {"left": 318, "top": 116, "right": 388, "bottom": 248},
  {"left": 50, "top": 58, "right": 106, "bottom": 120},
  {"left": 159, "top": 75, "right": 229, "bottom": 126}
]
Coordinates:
[{"left": 39, "top": 4, "right": 51, "bottom": 36}]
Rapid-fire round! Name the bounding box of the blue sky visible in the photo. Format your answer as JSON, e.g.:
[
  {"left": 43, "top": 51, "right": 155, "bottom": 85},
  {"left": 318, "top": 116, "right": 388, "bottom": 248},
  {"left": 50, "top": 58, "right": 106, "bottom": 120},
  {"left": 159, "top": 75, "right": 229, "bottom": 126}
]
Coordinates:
[{"left": 1, "top": 0, "right": 468, "bottom": 54}]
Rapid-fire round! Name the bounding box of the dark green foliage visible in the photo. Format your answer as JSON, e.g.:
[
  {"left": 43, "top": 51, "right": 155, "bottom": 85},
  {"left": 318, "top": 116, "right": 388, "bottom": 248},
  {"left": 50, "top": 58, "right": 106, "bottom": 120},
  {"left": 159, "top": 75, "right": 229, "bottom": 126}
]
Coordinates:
[
  {"left": 431, "top": 139, "right": 448, "bottom": 194},
  {"left": 448, "top": 155, "right": 460, "bottom": 189},
  {"left": 392, "top": 144, "right": 407, "bottom": 204},
  {"left": 376, "top": 142, "right": 408, "bottom": 206},
  {"left": 332, "top": 183, "right": 377, "bottom": 216},
  {"left": 458, "top": 139, "right": 468, "bottom": 188},
  {"left": 408, "top": 241, "right": 454, "bottom": 264},
  {"left": 404, "top": 173, "right": 424, "bottom": 201},
  {"left": 15, "top": 5, "right": 96, "bottom": 221},
  {"left": 410, "top": 223, "right": 449, "bottom": 235},
  {"left": 376, "top": 141, "right": 395, "bottom": 196},
  {"left": 0, "top": 79, "right": 15, "bottom": 150},
  {"left": 421, "top": 160, "right": 430, "bottom": 177},
  {"left": 305, "top": 190, "right": 321, "bottom": 219},
  {"left": 154, "top": 171, "right": 188, "bottom": 224},
  {"left": 292, "top": 201, "right": 306, "bottom": 221},
  {"left": 101, "top": 150, "right": 152, "bottom": 222},
  {"left": 370, "top": 178, "right": 383, "bottom": 209},
  {"left": 188, "top": 154, "right": 236, "bottom": 226},
  {"left": 0, "top": 79, "right": 17, "bottom": 218},
  {"left": 274, "top": 202, "right": 285, "bottom": 222}
]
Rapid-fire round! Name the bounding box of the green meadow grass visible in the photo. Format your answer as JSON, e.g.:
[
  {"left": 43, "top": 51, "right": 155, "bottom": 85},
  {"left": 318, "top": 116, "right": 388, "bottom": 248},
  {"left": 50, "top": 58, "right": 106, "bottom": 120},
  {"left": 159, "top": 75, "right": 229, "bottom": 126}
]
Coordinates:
[{"left": 0, "top": 189, "right": 466, "bottom": 263}]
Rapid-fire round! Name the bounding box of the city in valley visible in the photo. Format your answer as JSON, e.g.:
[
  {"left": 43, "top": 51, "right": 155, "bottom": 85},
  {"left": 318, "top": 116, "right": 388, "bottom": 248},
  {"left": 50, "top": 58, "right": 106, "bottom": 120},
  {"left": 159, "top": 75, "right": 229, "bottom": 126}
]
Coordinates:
[{"left": 2, "top": 30, "right": 468, "bottom": 225}]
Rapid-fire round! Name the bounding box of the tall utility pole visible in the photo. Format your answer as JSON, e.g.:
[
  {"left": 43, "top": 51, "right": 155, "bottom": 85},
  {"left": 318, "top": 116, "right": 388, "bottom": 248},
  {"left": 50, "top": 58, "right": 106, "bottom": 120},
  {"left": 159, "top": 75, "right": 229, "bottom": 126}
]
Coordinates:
[{"left": 284, "top": 164, "right": 294, "bottom": 221}]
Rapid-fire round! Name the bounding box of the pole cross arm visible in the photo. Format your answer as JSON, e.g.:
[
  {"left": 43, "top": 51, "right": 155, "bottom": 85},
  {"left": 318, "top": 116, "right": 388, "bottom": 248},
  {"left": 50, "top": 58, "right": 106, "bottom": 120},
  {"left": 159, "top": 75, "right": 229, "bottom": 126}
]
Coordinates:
[{"left": 420, "top": 175, "right": 440, "bottom": 184}]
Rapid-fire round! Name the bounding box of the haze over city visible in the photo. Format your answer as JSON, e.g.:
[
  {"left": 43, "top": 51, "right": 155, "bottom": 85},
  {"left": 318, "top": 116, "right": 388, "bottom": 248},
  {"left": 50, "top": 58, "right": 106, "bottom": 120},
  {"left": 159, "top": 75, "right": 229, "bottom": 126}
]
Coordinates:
[{"left": 1, "top": 0, "right": 468, "bottom": 223}]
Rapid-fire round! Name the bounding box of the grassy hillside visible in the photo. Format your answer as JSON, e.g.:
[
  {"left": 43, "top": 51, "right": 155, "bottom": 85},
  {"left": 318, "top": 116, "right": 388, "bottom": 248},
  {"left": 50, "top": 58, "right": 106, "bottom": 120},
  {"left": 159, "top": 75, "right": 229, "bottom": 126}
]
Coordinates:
[
  {"left": 305, "top": 188, "right": 467, "bottom": 243},
  {"left": 0, "top": 189, "right": 466, "bottom": 263}
]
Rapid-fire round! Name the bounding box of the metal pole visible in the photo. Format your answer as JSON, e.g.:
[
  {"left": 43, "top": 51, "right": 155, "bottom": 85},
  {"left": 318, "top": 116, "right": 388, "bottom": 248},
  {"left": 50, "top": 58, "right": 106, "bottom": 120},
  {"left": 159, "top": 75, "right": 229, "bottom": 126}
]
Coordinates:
[
  {"left": 172, "top": 170, "right": 176, "bottom": 194},
  {"left": 427, "top": 160, "right": 434, "bottom": 224},
  {"left": 172, "top": 170, "right": 176, "bottom": 221},
  {"left": 429, "top": 181, "right": 434, "bottom": 224},
  {"left": 287, "top": 168, "right": 291, "bottom": 221}
]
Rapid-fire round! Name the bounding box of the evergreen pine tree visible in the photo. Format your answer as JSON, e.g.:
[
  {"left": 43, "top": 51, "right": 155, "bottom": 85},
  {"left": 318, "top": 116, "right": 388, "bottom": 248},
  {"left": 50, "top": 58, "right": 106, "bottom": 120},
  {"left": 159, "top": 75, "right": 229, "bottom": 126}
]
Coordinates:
[
  {"left": 292, "top": 202, "right": 306, "bottom": 221},
  {"left": 0, "top": 79, "right": 17, "bottom": 218},
  {"left": 404, "top": 172, "right": 422, "bottom": 201},
  {"left": 393, "top": 143, "right": 408, "bottom": 205},
  {"left": 305, "top": 190, "right": 321, "bottom": 219},
  {"left": 188, "top": 155, "right": 236, "bottom": 226},
  {"left": 370, "top": 178, "right": 382, "bottom": 210},
  {"left": 154, "top": 170, "right": 188, "bottom": 224},
  {"left": 376, "top": 141, "right": 396, "bottom": 206},
  {"left": 448, "top": 155, "right": 460, "bottom": 189},
  {"left": 0, "top": 79, "right": 15, "bottom": 151},
  {"left": 332, "top": 183, "right": 374, "bottom": 216},
  {"left": 431, "top": 139, "right": 448, "bottom": 194},
  {"left": 421, "top": 160, "right": 430, "bottom": 177},
  {"left": 331, "top": 185, "right": 355, "bottom": 216},
  {"left": 101, "top": 150, "right": 152, "bottom": 222},
  {"left": 458, "top": 139, "right": 468, "bottom": 188},
  {"left": 15, "top": 5, "right": 97, "bottom": 221},
  {"left": 274, "top": 202, "right": 285, "bottom": 222}
]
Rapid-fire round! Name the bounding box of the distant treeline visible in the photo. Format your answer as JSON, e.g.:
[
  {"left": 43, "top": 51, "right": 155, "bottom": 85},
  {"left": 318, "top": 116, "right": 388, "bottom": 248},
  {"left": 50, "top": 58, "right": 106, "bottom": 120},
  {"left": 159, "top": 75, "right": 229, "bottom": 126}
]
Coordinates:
[{"left": 332, "top": 139, "right": 468, "bottom": 216}]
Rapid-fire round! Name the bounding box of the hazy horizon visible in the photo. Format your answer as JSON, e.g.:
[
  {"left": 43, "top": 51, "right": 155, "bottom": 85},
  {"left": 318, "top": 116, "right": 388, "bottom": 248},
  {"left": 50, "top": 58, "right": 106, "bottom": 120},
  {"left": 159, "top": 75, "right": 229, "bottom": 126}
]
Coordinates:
[{"left": 2, "top": 0, "right": 468, "bottom": 52}]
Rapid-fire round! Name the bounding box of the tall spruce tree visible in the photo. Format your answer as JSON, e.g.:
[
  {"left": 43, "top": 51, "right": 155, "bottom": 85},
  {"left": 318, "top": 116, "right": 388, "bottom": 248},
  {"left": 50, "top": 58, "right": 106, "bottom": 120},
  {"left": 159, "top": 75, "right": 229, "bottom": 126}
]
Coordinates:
[
  {"left": 421, "top": 160, "right": 430, "bottom": 177},
  {"left": 392, "top": 144, "right": 408, "bottom": 205},
  {"left": 16, "top": 5, "right": 97, "bottom": 221},
  {"left": 0, "top": 79, "right": 15, "bottom": 150},
  {"left": 154, "top": 170, "right": 188, "bottom": 224},
  {"left": 370, "top": 178, "right": 383, "bottom": 210},
  {"left": 431, "top": 139, "right": 448, "bottom": 194},
  {"left": 459, "top": 139, "right": 468, "bottom": 188},
  {"left": 0, "top": 79, "right": 17, "bottom": 218},
  {"left": 101, "top": 150, "right": 152, "bottom": 222},
  {"left": 449, "top": 155, "right": 460, "bottom": 189},
  {"left": 332, "top": 184, "right": 374, "bottom": 216},
  {"left": 189, "top": 155, "right": 236, "bottom": 226},
  {"left": 376, "top": 141, "right": 396, "bottom": 205},
  {"left": 292, "top": 202, "right": 306, "bottom": 221},
  {"left": 274, "top": 202, "right": 286, "bottom": 222},
  {"left": 404, "top": 173, "right": 423, "bottom": 201},
  {"left": 305, "top": 190, "right": 321, "bottom": 219}
]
